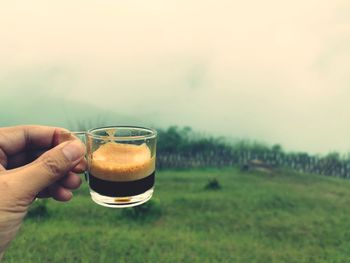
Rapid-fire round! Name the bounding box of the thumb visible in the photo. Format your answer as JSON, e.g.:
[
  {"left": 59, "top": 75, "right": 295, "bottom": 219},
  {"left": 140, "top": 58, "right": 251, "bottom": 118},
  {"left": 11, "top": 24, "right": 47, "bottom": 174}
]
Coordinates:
[{"left": 14, "top": 140, "right": 86, "bottom": 195}]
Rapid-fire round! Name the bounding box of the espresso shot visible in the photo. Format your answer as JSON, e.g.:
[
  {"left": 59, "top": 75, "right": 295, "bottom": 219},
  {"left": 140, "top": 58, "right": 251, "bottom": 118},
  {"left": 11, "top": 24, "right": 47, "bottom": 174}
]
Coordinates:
[{"left": 88, "top": 140, "right": 156, "bottom": 207}]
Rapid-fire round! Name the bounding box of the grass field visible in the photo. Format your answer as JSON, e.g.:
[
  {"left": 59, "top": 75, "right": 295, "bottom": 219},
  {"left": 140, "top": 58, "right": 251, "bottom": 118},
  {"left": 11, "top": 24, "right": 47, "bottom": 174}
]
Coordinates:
[{"left": 3, "top": 168, "right": 350, "bottom": 263}]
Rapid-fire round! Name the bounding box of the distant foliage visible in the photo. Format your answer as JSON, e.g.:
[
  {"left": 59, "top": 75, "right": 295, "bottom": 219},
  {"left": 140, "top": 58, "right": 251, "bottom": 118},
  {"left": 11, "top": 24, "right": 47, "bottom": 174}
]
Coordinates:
[
  {"left": 157, "top": 126, "right": 234, "bottom": 169},
  {"left": 157, "top": 126, "right": 231, "bottom": 155},
  {"left": 156, "top": 126, "right": 350, "bottom": 178},
  {"left": 204, "top": 178, "right": 222, "bottom": 190}
]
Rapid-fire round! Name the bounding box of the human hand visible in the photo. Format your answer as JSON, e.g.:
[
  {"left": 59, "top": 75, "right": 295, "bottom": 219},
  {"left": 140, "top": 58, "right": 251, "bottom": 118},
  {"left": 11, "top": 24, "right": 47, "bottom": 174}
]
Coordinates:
[{"left": 0, "top": 125, "right": 86, "bottom": 259}]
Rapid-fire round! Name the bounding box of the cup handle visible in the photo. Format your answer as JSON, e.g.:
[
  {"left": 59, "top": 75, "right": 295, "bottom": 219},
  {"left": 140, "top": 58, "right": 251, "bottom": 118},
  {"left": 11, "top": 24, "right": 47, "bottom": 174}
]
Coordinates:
[{"left": 61, "top": 131, "right": 89, "bottom": 182}]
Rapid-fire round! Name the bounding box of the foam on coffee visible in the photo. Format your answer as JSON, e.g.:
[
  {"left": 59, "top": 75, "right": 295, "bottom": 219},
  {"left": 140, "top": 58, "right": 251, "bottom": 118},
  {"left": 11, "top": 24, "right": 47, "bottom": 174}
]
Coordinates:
[{"left": 90, "top": 142, "right": 155, "bottom": 182}]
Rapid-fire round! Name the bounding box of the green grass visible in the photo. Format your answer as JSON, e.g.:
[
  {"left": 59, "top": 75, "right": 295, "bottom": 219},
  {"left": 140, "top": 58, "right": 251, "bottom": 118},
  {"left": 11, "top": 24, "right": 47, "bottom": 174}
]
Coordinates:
[{"left": 3, "top": 168, "right": 350, "bottom": 263}]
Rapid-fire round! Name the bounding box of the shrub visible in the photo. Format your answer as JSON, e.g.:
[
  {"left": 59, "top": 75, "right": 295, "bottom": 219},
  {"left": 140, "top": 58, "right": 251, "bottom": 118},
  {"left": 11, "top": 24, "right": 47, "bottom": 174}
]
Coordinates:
[{"left": 205, "top": 178, "right": 221, "bottom": 190}]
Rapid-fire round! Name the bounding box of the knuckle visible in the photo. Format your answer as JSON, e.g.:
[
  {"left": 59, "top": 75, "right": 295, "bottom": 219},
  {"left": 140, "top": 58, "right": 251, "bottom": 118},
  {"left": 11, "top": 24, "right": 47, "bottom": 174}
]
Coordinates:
[{"left": 40, "top": 154, "right": 68, "bottom": 177}]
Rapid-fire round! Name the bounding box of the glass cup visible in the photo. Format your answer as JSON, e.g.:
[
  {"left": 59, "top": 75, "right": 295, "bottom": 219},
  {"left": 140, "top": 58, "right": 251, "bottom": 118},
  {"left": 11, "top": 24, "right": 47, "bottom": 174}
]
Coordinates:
[{"left": 64, "top": 126, "right": 157, "bottom": 208}]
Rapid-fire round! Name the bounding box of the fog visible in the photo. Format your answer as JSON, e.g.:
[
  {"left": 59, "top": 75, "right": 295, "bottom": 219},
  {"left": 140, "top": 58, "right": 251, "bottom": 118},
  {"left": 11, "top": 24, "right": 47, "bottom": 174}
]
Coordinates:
[{"left": 1, "top": 0, "right": 350, "bottom": 154}]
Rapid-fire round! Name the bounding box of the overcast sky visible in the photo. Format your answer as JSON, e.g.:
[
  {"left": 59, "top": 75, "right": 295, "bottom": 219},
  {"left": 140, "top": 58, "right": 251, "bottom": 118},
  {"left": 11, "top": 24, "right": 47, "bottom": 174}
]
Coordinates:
[{"left": 1, "top": 0, "right": 350, "bottom": 154}]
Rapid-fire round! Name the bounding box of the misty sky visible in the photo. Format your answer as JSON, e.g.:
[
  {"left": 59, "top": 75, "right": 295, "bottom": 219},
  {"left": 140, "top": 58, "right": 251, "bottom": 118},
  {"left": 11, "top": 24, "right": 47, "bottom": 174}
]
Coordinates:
[{"left": 1, "top": 0, "right": 350, "bottom": 154}]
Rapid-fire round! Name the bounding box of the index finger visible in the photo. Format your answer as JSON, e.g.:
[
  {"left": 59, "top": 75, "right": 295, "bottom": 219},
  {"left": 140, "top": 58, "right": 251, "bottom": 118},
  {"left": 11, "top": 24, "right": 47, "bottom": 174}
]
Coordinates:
[{"left": 0, "top": 125, "right": 70, "bottom": 156}]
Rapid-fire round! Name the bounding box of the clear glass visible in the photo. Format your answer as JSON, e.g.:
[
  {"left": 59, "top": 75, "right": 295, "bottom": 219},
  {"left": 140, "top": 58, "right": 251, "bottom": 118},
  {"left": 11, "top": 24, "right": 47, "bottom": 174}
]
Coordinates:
[{"left": 85, "top": 126, "right": 157, "bottom": 208}]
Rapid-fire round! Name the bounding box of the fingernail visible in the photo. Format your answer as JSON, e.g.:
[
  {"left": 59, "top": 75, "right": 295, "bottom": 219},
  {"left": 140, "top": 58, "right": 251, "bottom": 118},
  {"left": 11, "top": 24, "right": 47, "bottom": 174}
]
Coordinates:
[{"left": 62, "top": 140, "right": 85, "bottom": 162}]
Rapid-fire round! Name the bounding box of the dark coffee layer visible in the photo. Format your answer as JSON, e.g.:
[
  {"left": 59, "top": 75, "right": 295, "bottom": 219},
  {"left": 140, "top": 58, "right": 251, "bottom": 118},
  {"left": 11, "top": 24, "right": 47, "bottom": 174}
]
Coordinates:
[{"left": 89, "top": 172, "right": 155, "bottom": 197}]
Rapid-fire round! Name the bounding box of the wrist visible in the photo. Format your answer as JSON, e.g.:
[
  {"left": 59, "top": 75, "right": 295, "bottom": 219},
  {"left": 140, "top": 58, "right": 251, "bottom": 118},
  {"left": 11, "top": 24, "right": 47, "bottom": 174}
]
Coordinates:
[{"left": 0, "top": 210, "right": 26, "bottom": 259}]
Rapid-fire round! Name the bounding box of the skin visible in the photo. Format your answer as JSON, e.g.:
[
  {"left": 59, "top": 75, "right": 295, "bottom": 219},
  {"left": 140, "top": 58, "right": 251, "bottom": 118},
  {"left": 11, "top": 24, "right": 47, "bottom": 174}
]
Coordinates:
[{"left": 0, "top": 125, "right": 87, "bottom": 259}]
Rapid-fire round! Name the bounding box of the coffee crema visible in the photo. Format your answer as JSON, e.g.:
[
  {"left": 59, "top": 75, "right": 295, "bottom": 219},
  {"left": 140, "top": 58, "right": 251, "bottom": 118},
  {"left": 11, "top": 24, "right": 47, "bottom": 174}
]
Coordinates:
[{"left": 89, "top": 142, "right": 155, "bottom": 182}]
